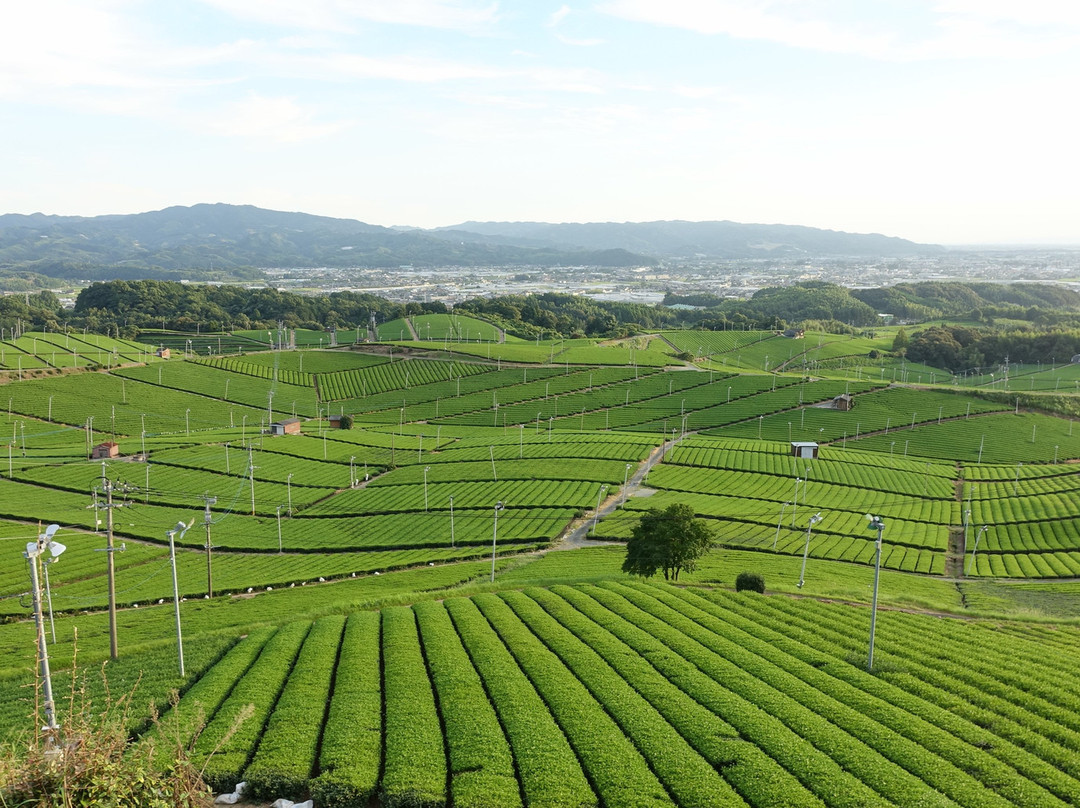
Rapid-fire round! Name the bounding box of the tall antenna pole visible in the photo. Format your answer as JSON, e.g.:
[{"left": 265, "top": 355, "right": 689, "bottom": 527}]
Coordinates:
[
  {"left": 248, "top": 446, "right": 257, "bottom": 515},
  {"left": 101, "top": 461, "right": 118, "bottom": 661},
  {"left": 202, "top": 494, "right": 217, "bottom": 597}
]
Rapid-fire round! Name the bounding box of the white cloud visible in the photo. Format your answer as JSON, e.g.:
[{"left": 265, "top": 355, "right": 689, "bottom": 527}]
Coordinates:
[
  {"left": 598, "top": 0, "right": 1080, "bottom": 61},
  {"left": 556, "top": 34, "right": 607, "bottom": 46},
  {"left": 198, "top": 0, "right": 500, "bottom": 33},
  {"left": 548, "top": 5, "right": 572, "bottom": 27},
  {"left": 205, "top": 93, "right": 345, "bottom": 142}
]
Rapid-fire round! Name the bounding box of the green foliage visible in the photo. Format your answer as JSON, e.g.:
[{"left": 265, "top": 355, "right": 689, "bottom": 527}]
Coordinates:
[
  {"left": 380, "top": 606, "right": 447, "bottom": 808},
  {"left": 310, "top": 612, "right": 382, "bottom": 808},
  {"left": 735, "top": 571, "right": 766, "bottom": 593},
  {"left": 243, "top": 615, "right": 346, "bottom": 800},
  {"left": 0, "top": 664, "right": 213, "bottom": 808},
  {"left": 194, "top": 621, "right": 311, "bottom": 792},
  {"left": 622, "top": 503, "right": 714, "bottom": 581},
  {"left": 892, "top": 327, "right": 909, "bottom": 353},
  {"left": 338, "top": 413, "right": 354, "bottom": 430}
]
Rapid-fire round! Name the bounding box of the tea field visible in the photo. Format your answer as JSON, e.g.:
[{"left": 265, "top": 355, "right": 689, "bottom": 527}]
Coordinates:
[
  {"left": 134, "top": 582, "right": 1080, "bottom": 807},
  {"left": 4, "top": 326, "right": 1080, "bottom": 807}
]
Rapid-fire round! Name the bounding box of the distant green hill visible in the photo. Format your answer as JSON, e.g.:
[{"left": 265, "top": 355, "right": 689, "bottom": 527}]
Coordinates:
[{"left": 0, "top": 204, "right": 655, "bottom": 281}]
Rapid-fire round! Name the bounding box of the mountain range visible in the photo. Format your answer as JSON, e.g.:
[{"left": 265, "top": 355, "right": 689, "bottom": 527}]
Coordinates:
[{"left": 0, "top": 204, "right": 943, "bottom": 283}]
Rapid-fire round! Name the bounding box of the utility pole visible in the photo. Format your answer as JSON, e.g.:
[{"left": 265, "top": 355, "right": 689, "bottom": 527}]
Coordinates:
[
  {"left": 98, "top": 462, "right": 120, "bottom": 661},
  {"left": 248, "top": 446, "right": 257, "bottom": 516},
  {"left": 202, "top": 494, "right": 217, "bottom": 597}
]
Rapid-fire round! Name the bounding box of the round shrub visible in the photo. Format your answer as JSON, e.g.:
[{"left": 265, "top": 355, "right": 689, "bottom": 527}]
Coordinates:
[{"left": 735, "top": 571, "right": 765, "bottom": 594}]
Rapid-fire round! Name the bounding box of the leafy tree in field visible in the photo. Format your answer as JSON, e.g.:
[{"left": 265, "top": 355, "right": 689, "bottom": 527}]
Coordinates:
[
  {"left": 892, "top": 327, "right": 909, "bottom": 354},
  {"left": 622, "top": 503, "right": 713, "bottom": 582}
]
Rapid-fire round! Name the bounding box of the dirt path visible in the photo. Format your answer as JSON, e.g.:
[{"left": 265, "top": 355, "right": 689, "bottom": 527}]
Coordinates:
[{"left": 551, "top": 432, "right": 687, "bottom": 550}]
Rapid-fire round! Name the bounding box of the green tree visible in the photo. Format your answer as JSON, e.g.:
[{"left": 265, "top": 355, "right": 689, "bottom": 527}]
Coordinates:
[
  {"left": 892, "top": 327, "right": 909, "bottom": 354},
  {"left": 622, "top": 503, "right": 714, "bottom": 581}
]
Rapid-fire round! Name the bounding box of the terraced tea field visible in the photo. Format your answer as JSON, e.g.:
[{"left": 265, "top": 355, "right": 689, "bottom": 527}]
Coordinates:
[
  {"left": 5, "top": 324, "right": 1080, "bottom": 808},
  {"left": 148, "top": 582, "right": 1080, "bottom": 807}
]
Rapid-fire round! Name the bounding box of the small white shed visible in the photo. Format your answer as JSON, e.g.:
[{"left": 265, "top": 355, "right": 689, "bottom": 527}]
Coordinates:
[{"left": 790, "top": 441, "right": 819, "bottom": 459}]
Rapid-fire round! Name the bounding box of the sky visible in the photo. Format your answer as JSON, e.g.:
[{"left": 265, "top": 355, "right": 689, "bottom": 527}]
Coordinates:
[{"left": 2, "top": 1, "right": 1078, "bottom": 245}]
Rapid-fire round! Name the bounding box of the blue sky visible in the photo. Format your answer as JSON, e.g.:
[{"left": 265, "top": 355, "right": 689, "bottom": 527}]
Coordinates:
[{"left": 2, "top": 1, "right": 1078, "bottom": 244}]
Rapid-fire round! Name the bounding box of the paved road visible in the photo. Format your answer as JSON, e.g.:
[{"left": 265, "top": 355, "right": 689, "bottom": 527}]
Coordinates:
[{"left": 552, "top": 432, "right": 688, "bottom": 550}]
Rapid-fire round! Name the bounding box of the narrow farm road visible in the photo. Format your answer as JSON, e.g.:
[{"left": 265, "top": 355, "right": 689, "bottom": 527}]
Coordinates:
[{"left": 551, "top": 432, "right": 688, "bottom": 550}]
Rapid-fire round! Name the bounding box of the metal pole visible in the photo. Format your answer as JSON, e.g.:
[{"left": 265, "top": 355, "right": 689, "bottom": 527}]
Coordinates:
[
  {"left": 203, "top": 495, "right": 217, "bottom": 596},
  {"left": 167, "top": 528, "right": 185, "bottom": 676},
  {"left": 276, "top": 506, "right": 282, "bottom": 552},
  {"left": 967, "top": 525, "right": 987, "bottom": 576},
  {"left": 103, "top": 467, "right": 118, "bottom": 661},
  {"left": 773, "top": 502, "right": 790, "bottom": 550},
  {"left": 797, "top": 514, "right": 821, "bottom": 588},
  {"left": 491, "top": 502, "right": 504, "bottom": 582},
  {"left": 449, "top": 496, "right": 455, "bottom": 548},
  {"left": 43, "top": 563, "right": 56, "bottom": 644},
  {"left": 26, "top": 550, "right": 58, "bottom": 732},
  {"left": 868, "top": 517, "right": 884, "bottom": 671},
  {"left": 591, "top": 485, "right": 608, "bottom": 536}
]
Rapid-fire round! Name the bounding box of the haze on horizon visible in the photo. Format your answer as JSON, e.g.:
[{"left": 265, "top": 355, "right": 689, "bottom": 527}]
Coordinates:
[{"left": 2, "top": 1, "right": 1078, "bottom": 247}]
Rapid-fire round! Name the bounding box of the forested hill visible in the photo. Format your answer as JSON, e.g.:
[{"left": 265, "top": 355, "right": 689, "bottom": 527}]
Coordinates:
[
  {"left": 665, "top": 281, "right": 1080, "bottom": 325},
  {"left": 434, "top": 219, "right": 943, "bottom": 258},
  {"left": 0, "top": 204, "right": 653, "bottom": 281}
]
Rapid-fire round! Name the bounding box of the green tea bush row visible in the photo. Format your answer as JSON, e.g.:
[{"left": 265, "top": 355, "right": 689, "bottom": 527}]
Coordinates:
[
  {"left": 310, "top": 612, "right": 383, "bottom": 808},
  {"left": 588, "top": 582, "right": 938, "bottom": 808},
  {"left": 542, "top": 585, "right": 821, "bottom": 808},
  {"left": 144, "top": 627, "right": 275, "bottom": 763},
  {"left": 444, "top": 596, "right": 596, "bottom": 808},
  {"left": 380, "top": 606, "right": 447, "bottom": 808},
  {"left": 414, "top": 600, "right": 521, "bottom": 808},
  {"left": 708, "top": 587, "right": 1080, "bottom": 805},
  {"left": 472, "top": 592, "right": 671, "bottom": 808},
  {"left": 197, "top": 355, "right": 313, "bottom": 387},
  {"left": 244, "top": 615, "right": 346, "bottom": 799},
  {"left": 194, "top": 620, "right": 311, "bottom": 792},
  {"left": 638, "top": 583, "right": 1036, "bottom": 808},
  {"left": 500, "top": 589, "right": 744, "bottom": 807}
]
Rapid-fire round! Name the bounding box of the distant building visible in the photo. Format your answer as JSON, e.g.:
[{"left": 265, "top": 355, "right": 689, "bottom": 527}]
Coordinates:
[
  {"left": 155, "top": 347, "right": 171, "bottom": 359},
  {"left": 328, "top": 414, "right": 343, "bottom": 428},
  {"left": 780, "top": 328, "right": 805, "bottom": 339},
  {"left": 790, "top": 441, "right": 819, "bottom": 459},
  {"left": 269, "top": 418, "right": 302, "bottom": 436},
  {"left": 832, "top": 393, "right": 854, "bottom": 411},
  {"left": 91, "top": 442, "right": 120, "bottom": 459}
]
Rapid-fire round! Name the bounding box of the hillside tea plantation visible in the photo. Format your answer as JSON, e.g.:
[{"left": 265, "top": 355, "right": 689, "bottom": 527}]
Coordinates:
[{"left": 3, "top": 324, "right": 1080, "bottom": 807}]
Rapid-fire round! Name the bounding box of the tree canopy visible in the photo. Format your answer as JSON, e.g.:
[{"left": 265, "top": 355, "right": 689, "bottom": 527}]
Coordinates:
[{"left": 621, "top": 503, "right": 714, "bottom": 582}]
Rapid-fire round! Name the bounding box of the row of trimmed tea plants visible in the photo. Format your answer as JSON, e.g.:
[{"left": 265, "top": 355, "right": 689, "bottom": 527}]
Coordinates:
[{"left": 152, "top": 581, "right": 1080, "bottom": 807}]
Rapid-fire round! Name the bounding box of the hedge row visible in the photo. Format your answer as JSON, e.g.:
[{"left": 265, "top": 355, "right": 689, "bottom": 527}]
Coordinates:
[
  {"left": 535, "top": 586, "right": 820, "bottom": 808},
  {"left": 380, "top": 606, "right": 447, "bottom": 808},
  {"left": 195, "top": 620, "right": 311, "bottom": 792},
  {"left": 499, "top": 589, "right": 740, "bottom": 807},
  {"left": 576, "top": 584, "right": 888, "bottom": 808},
  {"left": 443, "top": 597, "right": 596, "bottom": 808},
  {"left": 244, "top": 615, "right": 346, "bottom": 800},
  {"left": 471, "top": 592, "right": 672, "bottom": 807},
  {"left": 310, "top": 612, "right": 383, "bottom": 808},
  {"left": 605, "top": 582, "right": 988, "bottom": 808},
  {"left": 414, "top": 600, "right": 521, "bottom": 808},
  {"left": 707, "top": 587, "right": 1080, "bottom": 806},
  {"left": 145, "top": 627, "right": 275, "bottom": 766},
  {"left": 752, "top": 593, "right": 1080, "bottom": 780},
  {"left": 633, "top": 583, "right": 1036, "bottom": 808}
]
